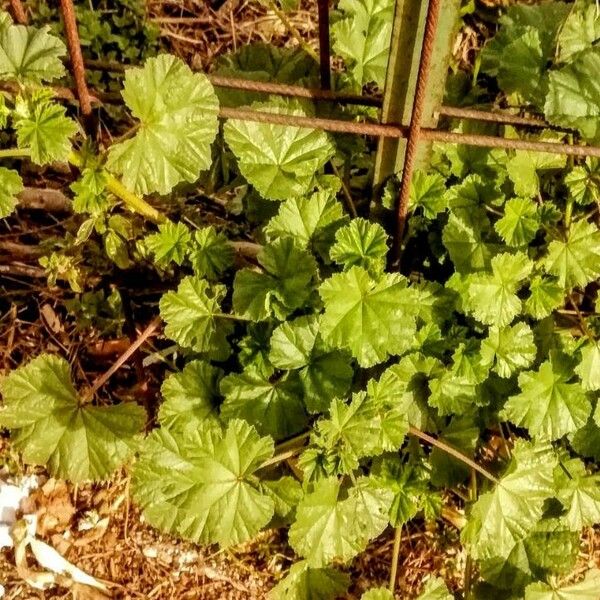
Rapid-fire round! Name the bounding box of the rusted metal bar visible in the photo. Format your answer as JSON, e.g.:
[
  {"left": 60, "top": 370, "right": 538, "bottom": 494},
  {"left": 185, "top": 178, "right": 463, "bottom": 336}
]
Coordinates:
[
  {"left": 9, "top": 0, "right": 27, "bottom": 24},
  {"left": 317, "top": 0, "right": 332, "bottom": 89},
  {"left": 394, "top": 0, "right": 443, "bottom": 262},
  {"left": 219, "top": 106, "right": 600, "bottom": 158},
  {"left": 209, "top": 74, "right": 381, "bottom": 106},
  {"left": 438, "top": 106, "right": 550, "bottom": 129},
  {"left": 59, "top": 0, "right": 93, "bottom": 126}
]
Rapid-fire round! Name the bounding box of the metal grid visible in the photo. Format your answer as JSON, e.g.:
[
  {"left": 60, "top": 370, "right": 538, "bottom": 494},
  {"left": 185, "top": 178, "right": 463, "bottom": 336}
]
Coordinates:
[{"left": 10, "top": 0, "right": 600, "bottom": 253}]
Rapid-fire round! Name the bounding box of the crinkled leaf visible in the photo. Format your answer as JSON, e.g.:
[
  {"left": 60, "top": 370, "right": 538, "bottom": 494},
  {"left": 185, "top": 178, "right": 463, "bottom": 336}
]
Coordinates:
[
  {"left": 159, "top": 276, "right": 233, "bottom": 355},
  {"left": 158, "top": 361, "right": 222, "bottom": 432},
  {"left": 416, "top": 578, "right": 453, "bottom": 600},
  {"left": 465, "top": 252, "right": 533, "bottom": 326},
  {"left": 524, "top": 568, "right": 600, "bottom": 600},
  {"left": 558, "top": 0, "right": 600, "bottom": 63},
  {"left": 288, "top": 477, "right": 393, "bottom": 567},
  {"left": 565, "top": 158, "right": 600, "bottom": 206},
  {"left": 331, "top": 0, "right": 394, "bottom": 87},
  {"left": 220, "top": 367, "right": 307, "bottom": 440},
  {"left": 576, "top": 342, "right": 600, "bottom": 391},
  {"left": 329, "top": 218, "right": 388, "bottom": 275},
  {"left": 409, "top": 171, "right": 446, "bottom": 219},
  {"left": 502, "top": 360, "right": 591, "bottom": 440},
  {"left": 145, "top": 222, "right": 192, "bottom": 267},
  {"left": 543, "top": 219, "right": 600, "bottom": 289},
  {"left": 132, "top": 419, "right": 274, "bottom": 546},
  {"left": 107, "top": 55, "right": 219, "bottom": 195},
  {"left": 269, "top": 560, "right": 349, "bottom": 600},
  {"left": 269, "top": 315, "right": 353, "bottom": 413},
  {"left": 264, "top": 189, "right": 347, "bottom": 258},
  {"left": 0, "top": 354, "right": 145, "bottom": 482},
  {"left": 507, "top": 148, "right": 566, "bottom": 198},
  {"left": 495, "top": 197, "right": 540, "bottom": 247},
  {"left": 361, "top": 589, "right": 393, "bottom": 600},
  {"left": 525, "top": 276, "right": 564, "bottom": 319},
  {"left": 189, "top": 226, "right": 234, "bottom": 280},
  {"left": 545, "top": 48, "right": 600, "bottom": 141},
  {"left": 0, "top": 21, "right": 66, "bottom": 83},
  {"left": 480, "top": 322, "right": 536, "bottom": 378},
  {"left": 224, "top": 98, "right": 334, "bottom": 200},
  {"left": 319, "top": 266, "right": 418, "bottom": 367},
  {"left": 0, "top": 167, "right": 23, "bottom": 218},
  {"left": 70, "top": 167, "right": 111, "bottom": 215},
  {"left": 233, "top": 238, "right": 317, "bottom": 321},
  {"left": 14, "top": 96, "right": 78, "bottom": 165},
  {"left": 555, "top": 458, "right": 600, "bottom": 531},
  {"left": 462, "top": 440, "right": 557, "bottom": 560}
]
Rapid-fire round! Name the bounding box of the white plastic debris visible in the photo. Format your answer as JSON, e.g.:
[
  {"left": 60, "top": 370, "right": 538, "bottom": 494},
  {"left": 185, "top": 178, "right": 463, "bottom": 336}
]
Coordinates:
[{"left": 0, "top": 475, "right": 38, "bottom": 549}]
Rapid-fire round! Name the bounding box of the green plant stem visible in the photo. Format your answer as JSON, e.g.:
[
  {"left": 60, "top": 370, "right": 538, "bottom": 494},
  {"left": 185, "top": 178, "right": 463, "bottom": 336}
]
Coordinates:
[
  {"left": 258, "top": 447, "right": 304, "bottom": 470},
  {"left": 267, "top": 0, "right": 319, "bottom": 62},
  {"left": 0, "top": 147, "right": 31, "bottom": 158},
  {"left": 408, "top": 426, "right": 498, "bottom": 484},
  {"left": 389, "top": 525, "right": 402, "bottom": 593},
  {"left": 463, "top": 469, "right": 477, "bottom": 599},
  {"left": 564, "top": 197, "right": 574, "bottom": 230},
  {"left": 216, "top": 312, "right": 252, "bottom": 322},
  {"left": 68, "top": 150, "right": 169, "bottom": 225}
]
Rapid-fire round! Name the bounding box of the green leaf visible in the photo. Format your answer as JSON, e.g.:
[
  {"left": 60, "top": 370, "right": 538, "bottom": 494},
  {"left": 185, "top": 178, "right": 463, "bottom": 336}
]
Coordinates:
[
  {"left": 269, "top": 315, "right": 353, "bottom": 413},
  {"left": 545, "top": 48, "right": 600, "bottom": 141},
  {"left": 0, "top": 354, "right": 145, "bottom": 482},
  {"left": 371, "top": 455, "right": 430, "bottom": 526},
  {"left": 555, "top": 457, "right": 600, "bottom": 531},
  {"left": 507, "top": 148, "right": 566, "bottom": 198},
  {"left": 502, "top": 360, "right": 591, "bottom": 440},
  {"left": 524, "top": 568, "right": 600, "bottom": 600},
  {"left": 269, "top": 561, "right": 349, "bottom": 600},
  {"left": 480, "top": 322, "right": 537, "bottom": 378},
  {"left": 557, "top": 0, "right": 600, "bottom": 63},
  {"left": 159, "top": 276, "right": 233, "bottom": 355},
  {"left": 0, "top": 167, "right": 23, "bottom": 218},
  {"left": 132, "top": 419, "right": 274, "bottom": 546},
  {"left": 262, "top": 476, "right": 303, "bottom": 521},
  {"left": 564, "top": 158, "right": 600, "bottom": 206},
  {"left": 409, "top": 171, "right": 447, "bottom": 219},
  {"left": 14, "top": 96, "right": 78, "bottom": 165},
  {"left": 107, "top": 54, "right": 219, "bottom": 195},
  {"left": 233, "top": 238, "right": 317, "bottom": 321},
  {"left": 315, "top": 392, "right": 408, "bottom": 473},
  {"left": 70, "top": 167, "right": 111, "bottom": 215},
  {"left": 495, "top": 197, "right": 540, "bottom": 247},
  {"left": 482, "top": 26, "right": 547, "bottom": 104},
  {"left": 543, "top": 219, "right": 600, "bottom": 289},
  {"left": 524, "top": 276, "right": 564, "bottom": 319},
  {"left": 157, "top": 361, "right": 222, "bottom": 432},
  {"left": 462, "top": 440, "right": 557, "bottom": 561},
  {"left": 318, "top": 266, "right": 418, "bottom": 367},
  {"left": 264, "top": 189, "right": 347, "bottom": 258},
  {"left": 416, "top": 577, "right": 453, "bottom": 600},
  {"left": 220, "top": 366, "right": 307, "bottom": 440},
  {"left": 224, "top": 98, "right": 334, "bottom": 200},
  {"left": 145, "top": 222, "right": 192, "bottom": 267},
  {"left": 331, "top": 0, "right": 394, "bottom": 87},
  {"left": 329, "top": 218, "right": 388, "bottom": 275},
  {"left": 465, "top": 252, "right": 533, "bottom": 327},
  {"left": 442, "top": 210, "right": 496, "bottom": 274},
  {"left": 0, "top": 22, "right": 66, "bottom": 83},
  {"left": 188, "top": 227, "right": 234, "bottom": 280},
  {"left": 524, "top": 518, "right": 580, "bottom": 577},
  {"left": 288, "top": 477, "right": 393, "bottom": 567},
  {"left": 576, "top": 342, "right": 600, "bottom": 391},
  {"left": 361, "top": 589, "right": 393, "bottom": 600}
]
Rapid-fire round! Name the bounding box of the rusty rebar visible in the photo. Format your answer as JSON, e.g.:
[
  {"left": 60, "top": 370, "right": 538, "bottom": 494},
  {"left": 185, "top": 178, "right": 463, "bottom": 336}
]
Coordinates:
[
  {"left": 59, "top": 0, "right": 93, "bottom": 125},
  {"left": 219, "top": 105, "right": 600, "bottom": 158},
  {"left": 9, "top": 0, "right": 27, "bottom": 24},
  {"left": 317, "top": 0, "right": 331, "bottom": 89},
  {"left": 394, "top": 0, "right": 443, "bottom": 263},
  {"left": 438, "top": 105, "right": 549, "bottom": 128}
]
